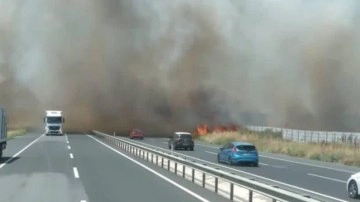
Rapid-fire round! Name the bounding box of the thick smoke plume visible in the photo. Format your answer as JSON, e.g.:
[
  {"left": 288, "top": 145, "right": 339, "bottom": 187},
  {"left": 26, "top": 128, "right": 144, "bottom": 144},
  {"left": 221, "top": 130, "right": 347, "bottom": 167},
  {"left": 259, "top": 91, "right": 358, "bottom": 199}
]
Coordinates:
[{"left": 1, "top": 0, "right": 360, "bottom": 133}]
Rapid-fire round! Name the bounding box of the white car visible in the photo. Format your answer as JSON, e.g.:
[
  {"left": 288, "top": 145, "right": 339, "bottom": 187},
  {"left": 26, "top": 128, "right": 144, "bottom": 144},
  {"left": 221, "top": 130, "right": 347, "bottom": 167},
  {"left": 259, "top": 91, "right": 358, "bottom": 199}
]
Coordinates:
[{"left": 347, "top": 172, "right": 360, "bottom": 198}]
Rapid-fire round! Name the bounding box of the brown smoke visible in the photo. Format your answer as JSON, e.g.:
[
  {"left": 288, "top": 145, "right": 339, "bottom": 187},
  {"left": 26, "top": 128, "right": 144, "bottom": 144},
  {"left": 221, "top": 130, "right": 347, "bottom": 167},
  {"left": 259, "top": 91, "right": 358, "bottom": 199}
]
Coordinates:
[{"left": 1, "top": 0, "right": 360, "bottom": 134}]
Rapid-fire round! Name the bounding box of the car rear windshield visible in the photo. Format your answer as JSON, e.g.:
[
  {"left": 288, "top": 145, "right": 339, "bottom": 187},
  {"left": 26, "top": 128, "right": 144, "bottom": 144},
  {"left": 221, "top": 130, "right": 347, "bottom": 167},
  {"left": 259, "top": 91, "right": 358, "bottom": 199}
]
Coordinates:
[
  {"left": 236, "top": 145, "right": 256, "bottom": 151},
  {"left": 180, "top": 134, "right": 192, "bottom": 139}
]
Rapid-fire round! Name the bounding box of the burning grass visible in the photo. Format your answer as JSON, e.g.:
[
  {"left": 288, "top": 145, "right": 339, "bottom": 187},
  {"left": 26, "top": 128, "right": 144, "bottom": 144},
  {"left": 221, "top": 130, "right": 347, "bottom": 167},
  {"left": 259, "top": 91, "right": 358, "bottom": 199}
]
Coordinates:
[{"left": 196, "top": 131, "right": 360, "bottom": 167}]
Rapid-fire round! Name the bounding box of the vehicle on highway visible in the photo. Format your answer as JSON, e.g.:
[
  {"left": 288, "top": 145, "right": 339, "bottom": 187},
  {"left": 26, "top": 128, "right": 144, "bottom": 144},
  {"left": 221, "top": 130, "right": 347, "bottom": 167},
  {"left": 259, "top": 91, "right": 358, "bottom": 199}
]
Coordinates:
[
  {"left": 217, "top": 141, "right": 259, "bottom": 167},
  {"left": 44, "top": 110, "right": 65, "bottom": 136},
  {"left": 0, "top": 107, "right": 7, "bottom": 158},
  {"left": 129, "top": 129, "right": 144, "bottom": 139},
  {"left": 168, "top": 132, "right": 194, "bottom": 151},
  {"left": 347, "top": 172, "right": 360, "bottom": 198}
]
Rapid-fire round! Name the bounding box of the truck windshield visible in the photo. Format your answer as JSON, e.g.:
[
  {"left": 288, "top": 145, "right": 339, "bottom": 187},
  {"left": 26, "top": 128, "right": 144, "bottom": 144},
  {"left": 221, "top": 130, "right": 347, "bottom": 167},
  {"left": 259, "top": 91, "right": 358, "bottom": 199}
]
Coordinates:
[{"left": 46, "top": 117, "right": 62, "bottom": 123}]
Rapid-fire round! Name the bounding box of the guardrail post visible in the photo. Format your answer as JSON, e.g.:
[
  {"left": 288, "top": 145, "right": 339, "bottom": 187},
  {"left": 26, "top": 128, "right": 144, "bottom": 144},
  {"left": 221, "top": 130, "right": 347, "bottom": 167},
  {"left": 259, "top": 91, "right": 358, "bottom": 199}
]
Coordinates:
[
  {"left": 182, "top": 165, "right": 185, "bottom": 178},
  {"left": 192, "top": 169, "right": 195, "bottom": 182},
  {"left": 168, "top": 159, "right": 170, "bottom": 170},
  {"left": 175, "top": 162, "right": 177, "bottom": 174},
  {"left": 151, "top": 154, "right": 153, "bottom": 163},
  {"left": 161, "top": 157, "right": 164, "bottom": 168},
  {"left": 147, "top": 152, "right": 149, "bottom": 161},
  {"left": 310, "top": 132, "right": 313, "bottom": 142},
  {"left": 215, "top": 177, "right": 218, "bottom": 193},
  {"left": 230, "top": 183, "right": 234, "bottom": 200},
  {"left": 202, "top": 173, "right": 205, "bottom": 187},
  {"left": 156, "top": 155, "right": 158, "bottom": 165},
  {"left": 249, "top": 190, "right": 253, "bottom": 202},
  {"left": 272, "top": 199, "right": 276, "bottom": 202}
]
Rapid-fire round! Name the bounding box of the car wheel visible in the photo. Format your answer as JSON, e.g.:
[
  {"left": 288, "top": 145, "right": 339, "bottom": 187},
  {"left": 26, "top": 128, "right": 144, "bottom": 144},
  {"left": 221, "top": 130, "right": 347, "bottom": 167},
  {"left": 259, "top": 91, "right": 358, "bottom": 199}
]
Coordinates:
[
  {"left": 253, "top": 162, "right": 259, "bottom": 167},
  {"left": 190, "top": 147, "right": 194, "bottom": 151},
  {"left": 348, "top": 180, "right": 358, "bottom": 198},
  {"left": 217, "top": 154, "right": 221, "bottom": 163},
  {"left": 227, "top": 157, "right": 233, "bottom": 166}
]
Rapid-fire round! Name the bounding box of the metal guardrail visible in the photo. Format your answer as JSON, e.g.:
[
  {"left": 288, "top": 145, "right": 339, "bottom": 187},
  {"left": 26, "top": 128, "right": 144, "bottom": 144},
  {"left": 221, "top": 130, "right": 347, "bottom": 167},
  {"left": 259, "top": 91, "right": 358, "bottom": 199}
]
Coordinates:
[{"left": 93, "top": 130, "right": 320, "bottom": 202}]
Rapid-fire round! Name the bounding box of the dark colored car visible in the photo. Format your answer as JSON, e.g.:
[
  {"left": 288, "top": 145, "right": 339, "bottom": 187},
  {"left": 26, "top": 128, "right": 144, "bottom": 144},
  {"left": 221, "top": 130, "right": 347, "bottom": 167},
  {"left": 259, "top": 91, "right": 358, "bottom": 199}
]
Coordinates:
[
  {"left": 168, "top": 132, "right": 194, "bottom": 151},
  {"left": 217, "top": 141, "right": 259, "bottom": 166},
  {"left": 129, "top": 129, "right": 144, "bottom": 139}
]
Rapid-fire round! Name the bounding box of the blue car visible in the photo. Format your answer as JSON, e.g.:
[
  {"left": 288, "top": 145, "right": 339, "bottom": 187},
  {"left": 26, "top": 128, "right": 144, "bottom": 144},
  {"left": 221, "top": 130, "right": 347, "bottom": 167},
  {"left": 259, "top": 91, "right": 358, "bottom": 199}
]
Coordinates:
[{"left": 217, "top": 141, "right": 259, "bottom": 167}]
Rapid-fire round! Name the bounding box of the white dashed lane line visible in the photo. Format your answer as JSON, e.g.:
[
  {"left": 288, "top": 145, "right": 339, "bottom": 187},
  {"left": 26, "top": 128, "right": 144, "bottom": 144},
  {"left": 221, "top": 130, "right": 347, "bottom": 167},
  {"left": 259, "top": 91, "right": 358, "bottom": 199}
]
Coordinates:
[
  {"left": 73, "top": 167, "right": 80, "bottom": 178},
  {"left": 308, "top": 173, "right": 346, "bottom": 183}
]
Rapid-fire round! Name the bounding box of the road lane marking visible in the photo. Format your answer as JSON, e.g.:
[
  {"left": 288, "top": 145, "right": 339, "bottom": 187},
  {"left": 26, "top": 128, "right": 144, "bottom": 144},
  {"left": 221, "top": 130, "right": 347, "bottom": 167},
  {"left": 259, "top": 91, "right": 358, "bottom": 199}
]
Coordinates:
[
  {"left": 0, "top": 134, "right": 44, "bottom": 169},
  {"left": 73, "top": 167, "right": 79, "bottom": 178},
  {"left": 80, "top": 200, "right": 86, "bottom": 202},
  {"left": 259, "top": 155, "right": 356, "bottom": 174},
  {"left": 66, "top": 140, "right": 69, "bottom": 144},
  {"left": 308, "top": 173, "right": 347, "bottom": 183},
  {"left": 122, "top": 137, "right": 348, "bottom": 202},
  {"left": 205, "top": 151, "right": 268, "bottom": 166},
  {"left": 194, "top": 143, "right": 356, "bottom": 174},
  {"left": 68, "top": 145, "right": 71, "bottom": 150},
  {"left": 88, "top": 135, "right": 211, "bottom": 202},
  {"left": 70, "top": 153, "right": 74, "bottom": 159}
]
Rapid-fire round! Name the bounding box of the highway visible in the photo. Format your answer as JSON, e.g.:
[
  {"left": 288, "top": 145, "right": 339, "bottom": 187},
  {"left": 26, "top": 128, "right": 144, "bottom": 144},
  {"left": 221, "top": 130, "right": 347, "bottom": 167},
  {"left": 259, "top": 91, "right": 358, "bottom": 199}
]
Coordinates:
[
  {"left": 118, "top": 136, "right": 360, "bottom": 202},
  {"left": 0, "top": 132, "right": 229, "bottom": 202}
]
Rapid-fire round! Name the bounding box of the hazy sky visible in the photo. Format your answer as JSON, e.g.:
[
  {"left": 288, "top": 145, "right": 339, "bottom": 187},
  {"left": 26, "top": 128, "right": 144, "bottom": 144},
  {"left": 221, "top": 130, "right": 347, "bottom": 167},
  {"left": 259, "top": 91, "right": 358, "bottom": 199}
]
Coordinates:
[{"left": 1, "top": 0, "right": 360, "bottom": 132}]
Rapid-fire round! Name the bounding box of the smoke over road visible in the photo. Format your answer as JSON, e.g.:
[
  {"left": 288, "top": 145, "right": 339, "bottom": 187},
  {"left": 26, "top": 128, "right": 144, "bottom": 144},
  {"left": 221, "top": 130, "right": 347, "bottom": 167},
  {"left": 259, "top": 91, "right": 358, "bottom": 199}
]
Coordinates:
[{"left": 1, "top": 0, "right": 360, "bottom": 133}]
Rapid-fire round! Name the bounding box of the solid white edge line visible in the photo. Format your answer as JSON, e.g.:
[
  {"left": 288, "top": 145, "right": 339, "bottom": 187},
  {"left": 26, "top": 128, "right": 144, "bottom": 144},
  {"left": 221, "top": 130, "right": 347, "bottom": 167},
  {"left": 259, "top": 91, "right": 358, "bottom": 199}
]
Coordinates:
[
  {"left": 195, "top": 143, "right": 356, "bottom": 174},
  {"left": 124, "top": 137, "right": 348, "bottom": 202},
  {"left": 70, "top": 153, "right": 74, "bottom": 159},
  {"left": 80, "top": 200, "right": 86, "bottom": 202},
  {"left": 66, "top": 141, "right": 69, "bottom": 144},
  {"left": 87, "top": 135, "right": 211, "bottom": 202},
  {"left": 68, "top": 145, "right": 71, "bottom": 150},
  {"left": 308, "top": 173, "right": 347, "bottom": 183},
  {"left": 0, "top": 134, "right": 44, "bottom": 169},
  {"left": 73, "top": 167, "right": 79, "bottom": 178}
]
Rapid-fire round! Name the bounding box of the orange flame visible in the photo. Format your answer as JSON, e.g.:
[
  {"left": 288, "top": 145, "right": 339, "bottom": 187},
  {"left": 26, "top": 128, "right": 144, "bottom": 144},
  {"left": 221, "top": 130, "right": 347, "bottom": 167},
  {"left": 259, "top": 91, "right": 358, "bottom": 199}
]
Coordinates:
[{"left": 195, "top": 123, "right": 240, "bottom": 135}]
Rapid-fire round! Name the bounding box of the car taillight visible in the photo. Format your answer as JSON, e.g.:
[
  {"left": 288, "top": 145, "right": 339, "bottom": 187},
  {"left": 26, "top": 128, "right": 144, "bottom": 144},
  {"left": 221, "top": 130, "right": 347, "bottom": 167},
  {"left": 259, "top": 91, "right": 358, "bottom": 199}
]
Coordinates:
[{"left": 232, "top": 147, "right": 238, "bottom": 152}]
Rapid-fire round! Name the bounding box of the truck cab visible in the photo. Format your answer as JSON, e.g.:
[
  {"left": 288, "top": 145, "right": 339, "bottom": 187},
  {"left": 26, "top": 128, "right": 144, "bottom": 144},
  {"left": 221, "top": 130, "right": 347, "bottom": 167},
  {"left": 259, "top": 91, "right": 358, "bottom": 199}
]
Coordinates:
[{"left": 44, "top": 110, "right": 65, "bottom": 136}]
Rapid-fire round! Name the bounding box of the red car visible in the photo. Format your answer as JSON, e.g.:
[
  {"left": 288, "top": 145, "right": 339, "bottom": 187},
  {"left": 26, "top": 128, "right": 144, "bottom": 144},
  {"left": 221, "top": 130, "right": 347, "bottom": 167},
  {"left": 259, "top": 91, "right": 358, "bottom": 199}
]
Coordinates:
[{"left": 129, "top": 129, "right": 144, "bottom": 139}]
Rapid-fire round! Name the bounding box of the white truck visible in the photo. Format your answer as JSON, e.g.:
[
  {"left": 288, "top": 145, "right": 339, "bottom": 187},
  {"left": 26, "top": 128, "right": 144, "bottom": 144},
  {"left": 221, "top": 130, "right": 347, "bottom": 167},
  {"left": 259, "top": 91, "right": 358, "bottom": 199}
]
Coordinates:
[
  {"left": 44, "top": 110, "right": 65, "bottom": 136},
  {"left": 0, "top": 107, "right": 7, "bottom": 158}
]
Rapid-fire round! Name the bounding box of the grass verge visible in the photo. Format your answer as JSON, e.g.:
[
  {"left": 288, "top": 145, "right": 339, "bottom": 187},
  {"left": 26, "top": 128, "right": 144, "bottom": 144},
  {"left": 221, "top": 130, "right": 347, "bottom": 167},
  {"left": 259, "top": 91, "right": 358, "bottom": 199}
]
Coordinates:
[
  {"left": 196, "top": 131, "right": 360, "bottom": 167},
  {"left": 7, "top": 128, "right": 27, "bottom": 140}
]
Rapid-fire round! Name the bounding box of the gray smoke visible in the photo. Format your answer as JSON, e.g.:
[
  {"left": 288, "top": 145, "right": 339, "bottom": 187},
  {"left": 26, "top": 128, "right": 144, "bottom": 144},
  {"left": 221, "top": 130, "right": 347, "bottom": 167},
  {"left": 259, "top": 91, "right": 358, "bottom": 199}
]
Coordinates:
[{"left": 1, "top": 0, "right": 360, "bottom": 133}]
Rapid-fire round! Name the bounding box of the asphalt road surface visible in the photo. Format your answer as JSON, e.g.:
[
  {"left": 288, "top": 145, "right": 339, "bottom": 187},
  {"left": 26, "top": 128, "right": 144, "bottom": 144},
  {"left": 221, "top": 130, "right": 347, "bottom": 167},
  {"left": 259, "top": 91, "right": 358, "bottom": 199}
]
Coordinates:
[
  {"left": 0, "top": 133, "right": 229, "bottom": 202},
  {"left": 119, "top": 136, "right": 360, "bottom": 202}
]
